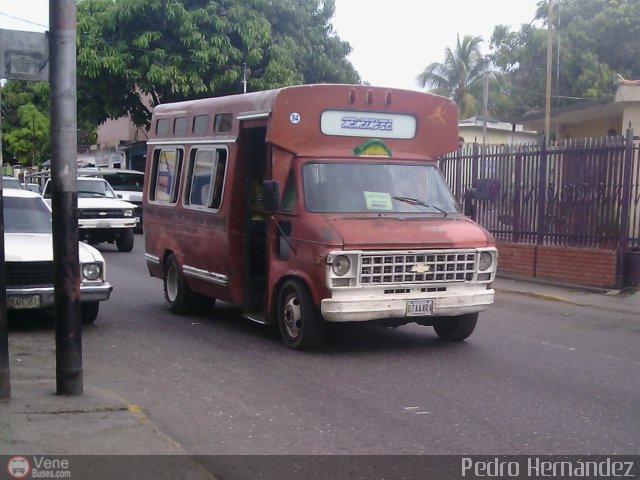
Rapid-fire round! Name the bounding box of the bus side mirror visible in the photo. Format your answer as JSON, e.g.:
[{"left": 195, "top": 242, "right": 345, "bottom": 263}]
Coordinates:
[
  {"left": 263, "top": 180, "right": 280, "bottom": 212},
  {"left": 463, "top": 188, "right": 477, "bottom": 219}
]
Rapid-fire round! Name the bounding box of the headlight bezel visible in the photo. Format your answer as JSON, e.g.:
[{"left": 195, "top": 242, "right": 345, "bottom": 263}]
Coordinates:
[
  {"left": 123, "top": 209, "right": 134, "bottom": 217},
  {"left": 478, "top": 251, "right": 494, "bottom": 271},
  {"left": 82, "top": 262, "right": 103, "bottom": 281},
  {"left": 331, "top": 255, "right": 351, "bottom": 276}
]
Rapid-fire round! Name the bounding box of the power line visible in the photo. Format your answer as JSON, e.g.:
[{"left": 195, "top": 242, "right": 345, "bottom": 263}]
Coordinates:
[{"left": 0, "top": 11, "right": 48, "bottom": 29}]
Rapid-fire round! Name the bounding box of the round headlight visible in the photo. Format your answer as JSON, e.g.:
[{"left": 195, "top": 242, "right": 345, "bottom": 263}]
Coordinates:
[
  {"left": 124, "top": 209, "right": 134, "bottom": 217},
  {"left": 479, "top": 252, "right": 493, "bottom": 271},
  {"left": 331, "top": 255, "right": 351, "bottom": 276},
  {"left": 82, "top": 263, "right": 102, "bottom": 281}
]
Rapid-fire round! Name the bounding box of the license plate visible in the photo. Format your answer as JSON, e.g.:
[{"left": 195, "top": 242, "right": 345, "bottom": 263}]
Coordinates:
[
  {"left": 406, "top": 299, "right": 433, "bottom": 316},
  {"left": 7, "top": 294, "right": 41, "bottom": 310}
]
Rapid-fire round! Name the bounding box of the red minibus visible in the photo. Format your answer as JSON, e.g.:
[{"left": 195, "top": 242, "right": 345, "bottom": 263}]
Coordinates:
[{"left": 143, "top": 84, "right": 497, "bottom": 349}]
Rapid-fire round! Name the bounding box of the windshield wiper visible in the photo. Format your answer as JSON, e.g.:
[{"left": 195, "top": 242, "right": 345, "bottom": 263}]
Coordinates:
[{"left": 392, "top": 196, "right": 449, "bottom": 217}]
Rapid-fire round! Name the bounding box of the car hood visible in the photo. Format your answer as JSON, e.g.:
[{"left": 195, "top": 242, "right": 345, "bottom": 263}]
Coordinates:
[
  {"left": 320, "top": 215, "right": 494, "bottom": 250},
  {"left": 78, "top": 197, "right": 136, "bottom": 209},
  {"left": 4, "top": 233, "right": 104, "bottom": 263}
]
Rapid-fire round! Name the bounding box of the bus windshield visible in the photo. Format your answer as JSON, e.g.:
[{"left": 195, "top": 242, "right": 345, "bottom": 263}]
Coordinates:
[{"left": 302, "top": 162, "right": 460, "bottom": 214}]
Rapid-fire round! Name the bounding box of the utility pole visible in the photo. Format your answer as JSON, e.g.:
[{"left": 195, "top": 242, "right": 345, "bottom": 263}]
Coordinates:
[
  {"left": 50, "top": 0, "right": 82, "bottom": 395},
  {"left": 544, "top": 0, "right": 554, "bottom": 144},
  {"left": 0, "top": 83, "right": 9, "bottom": 400},
  {"left": 242, "top": 63, "right": 248, "bottom": 94}
]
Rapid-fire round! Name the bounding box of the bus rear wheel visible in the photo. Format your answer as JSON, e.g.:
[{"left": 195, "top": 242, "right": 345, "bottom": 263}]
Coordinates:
[
  {"left": 433, "top": 312, "right": 478, "bottom": 341},
  {"left": 277, "top": 279, "right": 325, "bottom": 350},
  {"left": 163, "top": 254, "right": 198, "bottom": 314}
]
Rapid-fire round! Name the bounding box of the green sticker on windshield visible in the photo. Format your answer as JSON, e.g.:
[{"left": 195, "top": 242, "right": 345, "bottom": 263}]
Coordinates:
[{"left": 363, "top": 191, "right": 392, "bottom": 210}]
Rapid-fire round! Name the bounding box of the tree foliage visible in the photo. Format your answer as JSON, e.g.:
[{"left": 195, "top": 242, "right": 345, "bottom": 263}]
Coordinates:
[
  {"left": 1, "top": 81, "right": 50, "bottom": 166},
  {"left": 76, "top": 0, "right": 359, "bottom": 128},
  {"left": 489, "top": 0, "right": 640, "bottom": 119},
  {"left": 416, "top": 35, "right": 489, "bottom": 118}
]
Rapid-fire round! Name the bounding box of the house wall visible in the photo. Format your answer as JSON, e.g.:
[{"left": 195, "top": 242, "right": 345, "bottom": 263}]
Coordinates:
[
  {"left": 97, "top": 117, "right": 136, "bottom": 148},
  {"left": 497, "top": 242, "right": 617, "bottom": 288},
  {"left": 616, "top": 85, "right": 640, "bottom": 132},
  {"left": 459, "top": 126, "right": 538, "bottom": 145},
  {"left": 558, "top": 116, "right": 622, "bottom": 140}
]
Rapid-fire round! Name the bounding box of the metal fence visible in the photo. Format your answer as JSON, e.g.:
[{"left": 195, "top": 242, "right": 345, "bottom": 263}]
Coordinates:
[{"left": 439, "top": 129, "right": 640, "bottom": 252}]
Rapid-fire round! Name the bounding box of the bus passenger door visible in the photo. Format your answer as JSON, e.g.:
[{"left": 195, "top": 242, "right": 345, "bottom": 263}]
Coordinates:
[{"left": 239, "top": 126, "right": 269, "bottom": 316}]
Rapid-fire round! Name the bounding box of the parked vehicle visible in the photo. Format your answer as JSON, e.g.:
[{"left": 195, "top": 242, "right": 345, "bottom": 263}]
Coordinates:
[
  {"left": 43, "top": 177, "right": 137, "bottom": 252},
  {"left": 3, "top": 176, "right": 23, "bottom": 189},
  {"left": 78, "top": 167, "right": 145, "bottom": 232},
  {"left": 22, "top": 182, "right": 42, "bottom": 194},
  {"left": 3, "top": 188, "right": 112, "bottom": 323},
  {"left": 143, "top": 84, "right": 497, "bottom": 349}
]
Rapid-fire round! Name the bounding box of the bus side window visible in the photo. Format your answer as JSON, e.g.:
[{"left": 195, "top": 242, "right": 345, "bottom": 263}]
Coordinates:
[
  {"left": 281, "top": 170, "right": 296, "bottom": 212},
  {"left": 211, "top": 150, "right": 227, "bottom": 209},
  {"left": 150, "top": 148, "right": 182, "bottom": 203},
  {"left": 185, "top": 148, "right": 227, "bottom": 210}
]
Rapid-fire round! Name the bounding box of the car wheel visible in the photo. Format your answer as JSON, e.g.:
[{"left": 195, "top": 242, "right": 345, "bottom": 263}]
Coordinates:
[
  {"left": 116, "top": 228, "right": 134, "bottom": 252},
  {"left": 433, "top": 312, "right": 478, "bottom": 341},
  {"left": 81, "top": 302, "right": 100, "bottom": 324},
  {"left": 277, "top": 279, "right": 325, "bottom": 350},
  {"left": 163, "top": 254, "right": 199, "bottom": 314}
]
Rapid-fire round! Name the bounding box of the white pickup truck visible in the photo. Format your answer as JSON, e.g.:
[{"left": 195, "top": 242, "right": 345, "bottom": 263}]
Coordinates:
[{"left": 43, "top": 177, "right": 137, "bottom": 252}]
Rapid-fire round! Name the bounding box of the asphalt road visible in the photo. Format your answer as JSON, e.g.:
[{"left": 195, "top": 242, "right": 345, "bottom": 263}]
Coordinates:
[{"left": 12, "top": 237, "right": 640, "bottom": 456}]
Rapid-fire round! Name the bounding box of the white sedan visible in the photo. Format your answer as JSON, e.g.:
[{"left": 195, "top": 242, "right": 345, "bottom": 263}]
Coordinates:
[{"left": 3, "top": 188, "right": 112, "bottom": 323}]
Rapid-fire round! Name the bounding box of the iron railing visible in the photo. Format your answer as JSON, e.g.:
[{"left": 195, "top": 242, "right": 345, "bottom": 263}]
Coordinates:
[{"left": 439, "top": 130, "right": 640, "bottom": 251}]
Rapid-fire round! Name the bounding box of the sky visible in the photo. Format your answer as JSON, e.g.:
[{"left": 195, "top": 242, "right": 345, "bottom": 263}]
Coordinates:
[{"left": 1, "top": 0, "right": 542, "bottom": 90}]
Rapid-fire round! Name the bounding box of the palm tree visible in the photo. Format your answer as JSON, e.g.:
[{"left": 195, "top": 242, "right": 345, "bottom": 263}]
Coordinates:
[{"left": 417, "top": 35, "right": 489, "bottom": 118}]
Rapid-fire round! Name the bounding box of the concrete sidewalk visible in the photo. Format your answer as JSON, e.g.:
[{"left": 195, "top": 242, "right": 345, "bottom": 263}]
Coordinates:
[
  {"left": 1, "top": 276, "right": 638, "bottom": 469},
  {"left": 494, "top": 275, "right": 640, "bottom": 316}
]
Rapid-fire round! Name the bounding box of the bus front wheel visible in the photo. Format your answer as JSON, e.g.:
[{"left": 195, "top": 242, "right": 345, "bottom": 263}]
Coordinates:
[
  {"left": 277, "top": 279, "right": 325, "bottom": 350},
  {"left": 433, "top": 312, "right": 478, "bottom": 341}
]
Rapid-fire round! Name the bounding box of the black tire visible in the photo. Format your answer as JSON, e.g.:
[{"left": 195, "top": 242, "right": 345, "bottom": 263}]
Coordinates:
[
  {"left": 433, "top": 312, "right": 478, "bottom": 341},
  {"left": 277, "top": 279, "right": 325, "bottom": 350},
  {"left": 81, "top": 302, "right": 100, "bottom": 324},
  {"left": 116, "top": 228, "right": 135, "bottom": 252},
  {"left": 163, "top": 254, "right": 199, "bottom": 314}
]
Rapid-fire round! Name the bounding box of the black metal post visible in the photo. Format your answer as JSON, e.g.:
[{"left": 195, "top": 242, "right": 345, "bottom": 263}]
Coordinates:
[
  {"left": 50, "top": 0, "right": 82, "bottom": 395},
  {"left": 616, "top": 128, "right": 634, "bottom": 288}
]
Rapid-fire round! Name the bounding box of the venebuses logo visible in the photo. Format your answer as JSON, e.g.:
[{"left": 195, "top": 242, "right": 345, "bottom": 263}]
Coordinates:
[{"left": 7, "top": 456, "right": 30, "bottom": 479}]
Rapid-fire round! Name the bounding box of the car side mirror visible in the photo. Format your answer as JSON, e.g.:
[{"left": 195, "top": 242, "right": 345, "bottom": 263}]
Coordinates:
[{"left": 262, "top": 180, "right": 280, "bottom": 212}]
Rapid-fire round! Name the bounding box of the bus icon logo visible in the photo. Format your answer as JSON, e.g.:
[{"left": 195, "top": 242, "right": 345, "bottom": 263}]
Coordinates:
[{"left": 7, "top": 456, "right": 30, "bottom": 478}]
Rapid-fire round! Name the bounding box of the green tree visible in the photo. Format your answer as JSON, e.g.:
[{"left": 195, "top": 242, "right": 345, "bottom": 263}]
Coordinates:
[
  {"left": 3, "top": 104, "right": 50, "bottom": 166},
  {"left": 416, "top": 35, "right": 489, "bottom": 118},
  {"left": 76, "top": 0, "right": 359, "bottom": 128},
  {"left": 1, "top": 81, "right": 50, "bottom": 166},
  {"left": 490, "top": 0, "right": 640, "bottom": 118},
  {"left": 1, "top": 80, "right": 96, "bottom": 165}
]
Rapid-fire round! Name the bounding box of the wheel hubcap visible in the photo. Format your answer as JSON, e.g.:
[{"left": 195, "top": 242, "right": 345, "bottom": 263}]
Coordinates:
[
  {"left": 283, "top": 294, "right": 302, "bottom": 339},
  {"left": 166, "top": 264, "right": 178, "bottom": 301}
]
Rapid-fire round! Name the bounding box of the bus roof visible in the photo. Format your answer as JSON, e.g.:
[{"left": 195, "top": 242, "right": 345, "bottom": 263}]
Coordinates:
[{"left": 150, "top": 84, "right": 459, "bottom": 159}]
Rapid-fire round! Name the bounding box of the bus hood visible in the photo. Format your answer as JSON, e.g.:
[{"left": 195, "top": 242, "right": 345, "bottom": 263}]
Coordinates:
[{"left": 322, "top": 215, "right": 494, "bottom": 250}]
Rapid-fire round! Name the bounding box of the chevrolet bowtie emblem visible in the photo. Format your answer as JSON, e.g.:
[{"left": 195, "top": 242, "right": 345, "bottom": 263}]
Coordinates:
[{"left": 411, "top": 263, "right": 431, "bottom": 273}]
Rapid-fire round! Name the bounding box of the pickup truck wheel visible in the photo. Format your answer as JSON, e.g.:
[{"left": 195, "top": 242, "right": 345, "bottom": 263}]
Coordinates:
[
  {"left": 433, "top": 312, "right": 478, "bottom": 341},
  {"left": 81, "top": 302, "right": 100, "bottom": 324},
  {"left": 116, "top": 228, "right": 134, "bottom": 252},
  {"left": 163, "top": 254, "right": 198, "bottom": 314},
  {"left": 277, "top": 279, "right": 325, "bottom": 350}
]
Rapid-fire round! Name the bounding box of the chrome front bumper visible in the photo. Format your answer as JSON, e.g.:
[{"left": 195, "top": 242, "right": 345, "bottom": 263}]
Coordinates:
[{"left": 320, "top": 285, "right": 494, "bottom": 322}]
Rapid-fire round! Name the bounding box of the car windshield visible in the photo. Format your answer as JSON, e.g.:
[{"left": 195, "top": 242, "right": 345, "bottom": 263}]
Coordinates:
[
  {"left": 302, "top": 162, "right": 460, "bottom": 214},
  {"left": 77, "top": 179, "right": 117, "bottom": 198},
  {"left": 102, "top": 173, "right": 144, "bottom": 192},
  {"left": 3, "top": 196, "right": 52, "bottom": 234}
]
